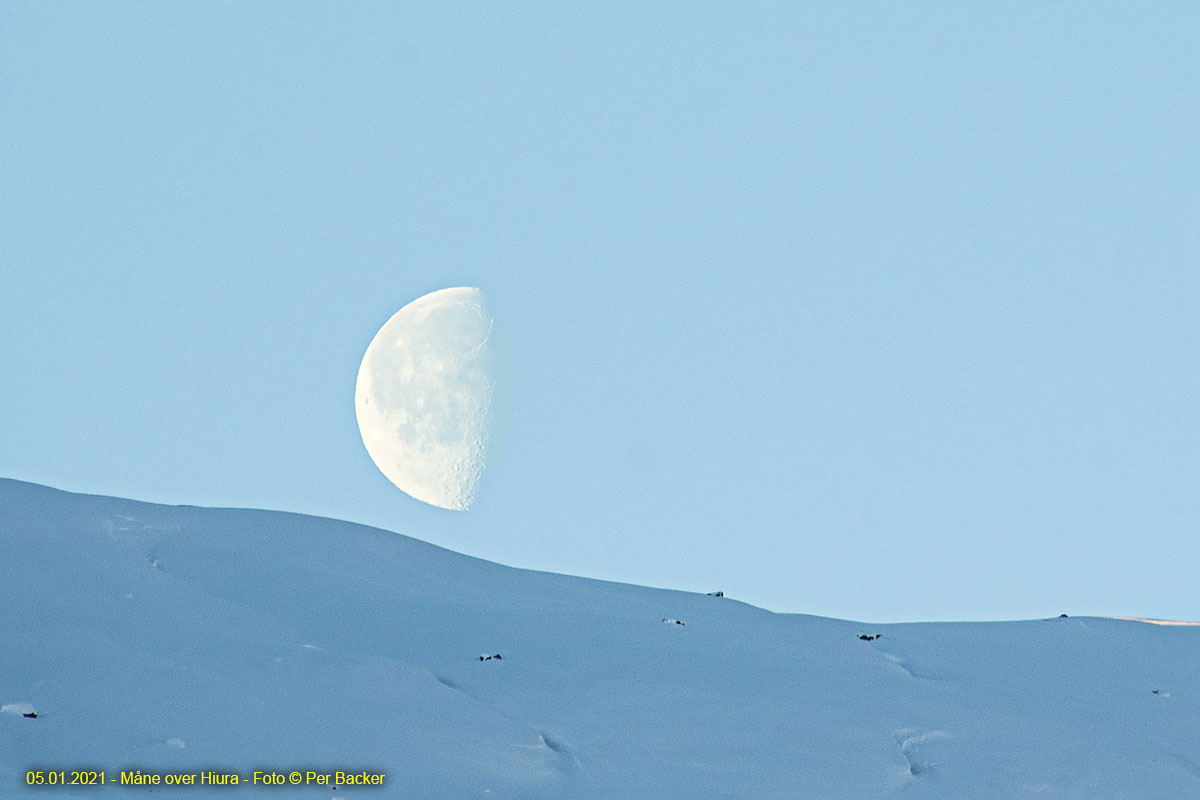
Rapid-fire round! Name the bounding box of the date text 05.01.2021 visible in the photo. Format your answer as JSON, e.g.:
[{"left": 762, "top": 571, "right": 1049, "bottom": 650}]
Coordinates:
[{"left": 27, "top": 771, "right": 106, "bottom": 786}]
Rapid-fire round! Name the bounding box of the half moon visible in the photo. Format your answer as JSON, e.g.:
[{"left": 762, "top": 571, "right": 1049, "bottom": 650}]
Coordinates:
[{"left": 355, "top": 287, "right": 495, "bottom": 510}]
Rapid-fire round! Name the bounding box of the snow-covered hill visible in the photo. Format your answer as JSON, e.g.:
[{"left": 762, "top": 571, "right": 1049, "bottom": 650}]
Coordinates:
[{"left": 2, "top": 478, "right": 1197, "bottom": 798}]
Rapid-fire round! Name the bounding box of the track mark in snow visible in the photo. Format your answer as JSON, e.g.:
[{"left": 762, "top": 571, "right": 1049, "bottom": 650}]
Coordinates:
[
  {"left": 105, "top": 515, "right": 177, "bottom": 535},
  {"left": 880, "top": 652, "right": 920, "bottom": 679},
  {"left": 429, "top": 673, "right": 582, "bottom": 776},
  {"left": 539, "top": 733, "right": 571, "bottom": 756},
  {"left": 894, "top": 728, "right": 950, "bottom": 777},
  {"left": 875, "top": 647, "right": 947, "bottom": 681},
  {"left": 520, "top": 732, "right": 580, "bottom": 773},
  {"left": 434, "top": 675, "right": 463, "bottom": 692}
]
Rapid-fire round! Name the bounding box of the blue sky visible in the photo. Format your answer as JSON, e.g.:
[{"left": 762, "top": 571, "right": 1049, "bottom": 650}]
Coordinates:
[{"left": 2, "top": 2, "right": 1196, "bottom": 622}]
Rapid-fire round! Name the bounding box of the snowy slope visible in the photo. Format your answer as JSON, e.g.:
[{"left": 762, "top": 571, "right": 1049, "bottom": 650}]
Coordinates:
[{"left": 2, "top": 478, "right": 1197, "bottom": 799}]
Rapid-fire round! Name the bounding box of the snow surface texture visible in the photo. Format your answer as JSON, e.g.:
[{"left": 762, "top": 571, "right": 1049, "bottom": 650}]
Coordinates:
[{"left": 2, "top": 478, "right": 1197, "bottom": 799}]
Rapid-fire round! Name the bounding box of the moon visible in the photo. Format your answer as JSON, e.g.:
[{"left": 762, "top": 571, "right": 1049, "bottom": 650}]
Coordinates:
[{"left": 355, "top": 287, "right": 495, "bottom": 511}]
